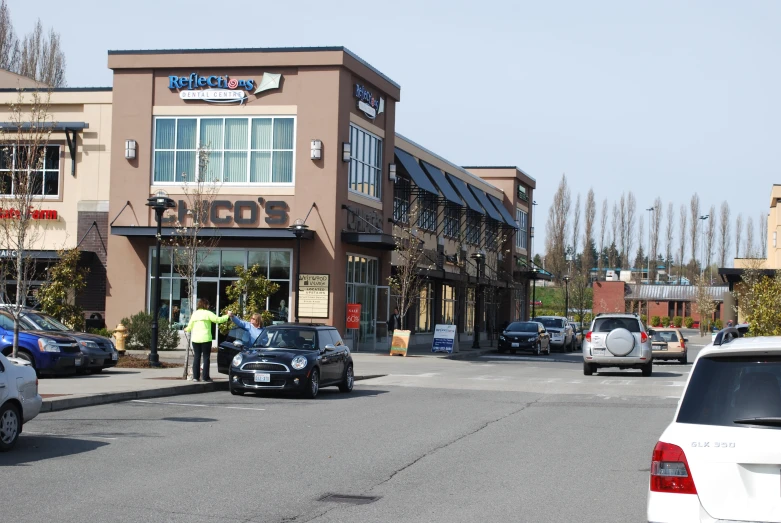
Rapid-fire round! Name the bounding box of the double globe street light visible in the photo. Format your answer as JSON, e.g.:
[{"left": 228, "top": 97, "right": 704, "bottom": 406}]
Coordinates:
[
  {"left": 287, "top": 218, "right": 309, "bottom": 324},
  {"left": 146, "top": 190, "right": 176, "bottom": 367}
]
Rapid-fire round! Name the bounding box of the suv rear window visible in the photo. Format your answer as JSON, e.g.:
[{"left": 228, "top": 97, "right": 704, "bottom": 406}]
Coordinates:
[
  {"left": 677, "top": 356, "right": 781, "bottom": 429},
  {"left": 593, "top": 317, "right": 641, "bottom": 333},
  {"left": 535, "top": 318, "right": 565, "bottom": 329}
]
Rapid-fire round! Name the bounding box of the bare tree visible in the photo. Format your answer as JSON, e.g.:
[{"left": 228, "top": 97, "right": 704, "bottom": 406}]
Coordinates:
[
  {"left": 17, "top": 20, "right": 66, "bottom": 87},
  {"left": 636, "top": 215, "right": 645, "bottom": 283},
  {"left": 544, "top": 174, "right": 571, "bottom": 281},
  {"left": 0, "top": 89, "right": 54, "bottom": 358},
  {"left": 759, "top": 211, "right": 768, "bottom": 258},
  {"left": 735, "top": 213, "right": 743, "bottom": 259},
  {"left": 678, "top": 204, "right": 687, "bottom": 284},
  {"left": 650, "top": 197, "right": 662, "bottom": 282},
  {"left": 623, "top": 192, "right": 637, "bottom": 269},
  {"left": 689, "top": 193, "right": 700, "bottom": 269},
  {"left": 718, "top": 201, "right": 731, "bottom": 268},
  {"left": 582, "top": 189, "right": 596, "bottom": 277},
  {"left": 571, "top": 192, "right": 581, "bottom": 260},
  {"left": 0, "top": 0, "right": 19, "bottom": 71},
  {"left": 598, "top": 198, "right": 608, "bottom": 277},
  {"left": 610, "top": 201, "right": 619, "bottom": 268},
  {"left": 388, "top": 212, "right": 432, "bottom": 331},
  {"left": 746, "top": 216, "right": 755, "bottom": 258},
  {"left": 665, "top": 202, "right": 674, "bottom": 280},
  {"left": 166, "top": 147, "right": 222, "bottom": 378},
  {"left": 705, "top": 205, "right": 716, "bottom": 277}
]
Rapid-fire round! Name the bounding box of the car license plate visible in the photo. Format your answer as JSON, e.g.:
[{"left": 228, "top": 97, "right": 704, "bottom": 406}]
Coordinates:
[
  {"left": 511, "top": 342, "right": 520, "bottom": 348},
  {"left": 112, "top": 353, "right": 118, "bottom": 361},
  {"left": 593, "top": 349, "right": 606, "bottom": 355},
  {"left": 254, "top": 373, "right": 270, "bottom": 383},
  {"left": 75, "top": 358, "right": 82, "bottom": 366}
]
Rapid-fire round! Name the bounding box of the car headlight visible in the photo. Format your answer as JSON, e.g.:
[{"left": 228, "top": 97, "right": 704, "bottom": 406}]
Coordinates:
[
  {"left": 80, "top": 340, "right": 99, "bottom": 349},
  {"left": 37, "top": 338, "right": 60, "bottom": 352},
  {"left": 499, "top": 335, "right": 506, "bottom": 341},
  {"left": 291, "top": 355, "right": 308, "bottom": 370},
  {"left": 232, "top": 353, "right": 243, "bottom": 367},
  {"left": 528, "top": 336, "right": 538, "bottom": 342}
]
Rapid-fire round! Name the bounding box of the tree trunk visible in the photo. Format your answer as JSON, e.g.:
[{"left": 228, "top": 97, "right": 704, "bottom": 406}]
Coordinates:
[{"left": 12, "top": 318, "right": 19, "bottom": 358}]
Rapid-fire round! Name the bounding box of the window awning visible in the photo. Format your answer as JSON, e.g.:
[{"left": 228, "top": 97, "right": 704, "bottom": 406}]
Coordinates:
[
  {"left": 487, "top": 194, "right": 518, "bottom": 229},
  {"left": 111, "top": 226, "right": 314, "bottom": 240},
  {"left": 446, "top": 174, "right": 484, "bottom": 215},
  {"left": 469, "top": 187, "right": 504, "bottom": 222},
  {"left": 420, "top": 161, "right": 462, "bottom": 206},
  {"left": 341, "top": 232, "right": 396, "bottom": 250},
  {"left": 0, "top": 122, "right": 90, "bottom": 178},
  {"left": 394, "top": 148, "right": 438, "bottom": 196}
]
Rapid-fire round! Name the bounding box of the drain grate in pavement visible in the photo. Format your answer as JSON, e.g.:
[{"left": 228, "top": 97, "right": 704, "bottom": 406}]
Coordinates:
[{"left": 318, "top": 493, "right": 380, "bottom": 505}]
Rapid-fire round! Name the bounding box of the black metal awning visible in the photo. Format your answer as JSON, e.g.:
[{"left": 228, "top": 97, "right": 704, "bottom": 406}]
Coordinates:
[
  {"left": 420, "top": 161, "right": 462, "bottom": 206},
  {"left": 111, "top": 226, "right": 314, "bottom": 240},
  {"left": 718, "top": 267, "right": 776, "bottom": 290},
  {"left": 488, "top": 194, "right": 518, "bottom": 229},
  {"left": 394, "top": 148, "right": 438, "bottom": 196},
  {"left": 446, "top": 174, "right": 484, "bottom": 215},
  {"left": 341, "top": 232, "right": 396, "bottom": 250},
  {"left": 469, "top": 186, "right": 504, "bottom": 222},
  {"left": 0, "top": 121, "right": 90, "bottom": 178}
]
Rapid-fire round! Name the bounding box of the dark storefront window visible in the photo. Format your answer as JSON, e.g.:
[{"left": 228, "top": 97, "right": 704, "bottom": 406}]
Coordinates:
[
  {"left": 348, "top": 124, "right": 382, "bottom": 199},
  {"left": 417, "top": 282, "right": 433, "bottom": 333},
  {"left": 417, "top": 194, "right": 437, "bottom": 232},
  {"left": 444, "top": 207, "right": 459, "bottom": 239},
  {"left": 0, "top": 145, "right": 60, "bottom": 197},
  {"left": 443, "top": 284, "right": 456, "bottom": 324},
  {"left": 466, "top": 211, "right": 481, "bottom": 245},
  {"left": 486, "top": 219, "right": 499, "bottom": 250},
  {"left": 393, "top": 177, "right": 410, "bottom": 223}
]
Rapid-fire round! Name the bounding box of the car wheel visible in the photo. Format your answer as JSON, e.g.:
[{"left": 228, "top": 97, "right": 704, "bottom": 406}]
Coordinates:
[
  {"left": 230, "top": 385, "right": 245, "bottom": 396},
  {"left": 339, "top": 364, "right": 354, "bottom": 393},
  {"left": 642, "top": 361, "right": 653, "bottom": 377},
  {"left": 303, "top": 368, "right": 320, "bottom": 399},
  {"left": 16, "top": 351, "right": 34, "bottom": 368},
  {"left": 583, "top": 361, "right": 595, "bottom": 376},
  {"left": 534, "top": 342, "right": 541, "bottom": 356},
  {"left": 0, "top": 402, "right": 20, "bottom": 451}
]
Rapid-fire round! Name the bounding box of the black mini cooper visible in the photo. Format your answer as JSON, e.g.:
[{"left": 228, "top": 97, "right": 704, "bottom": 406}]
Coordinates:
[{"left": 217, "top": 324, "right": 354, "bottom": 399}]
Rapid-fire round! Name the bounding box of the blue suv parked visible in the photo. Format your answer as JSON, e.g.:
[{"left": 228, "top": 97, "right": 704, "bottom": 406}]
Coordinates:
[{"left": 0, "top": 310, "right": 82, "bottom": 376}]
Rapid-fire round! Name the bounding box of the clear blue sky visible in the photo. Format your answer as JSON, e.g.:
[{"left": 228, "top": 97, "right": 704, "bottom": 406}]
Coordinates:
[{"left": 13, "top": 0, "right": 780, "bottom": 263}]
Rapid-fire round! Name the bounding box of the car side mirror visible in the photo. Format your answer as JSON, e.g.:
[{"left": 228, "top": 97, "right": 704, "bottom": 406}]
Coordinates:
[
  {"left": 648, "top": 329, "right": 655, "bottom": 336},
  {"left": 324, "top": 344, "right": 336, "bottom": 352},
  {"left": 683, "top": 338, "right": 689, "bottom": 342}
]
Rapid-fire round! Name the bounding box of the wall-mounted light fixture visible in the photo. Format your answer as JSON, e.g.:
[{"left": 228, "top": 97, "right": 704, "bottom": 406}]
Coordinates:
[
  {"left": 310, "top": 139, "right": 322, "bottom": 160},
  {"left": 389, "top": 163, "right": 397, "bottom": 183},
  {"left": 125, "top": 139, "right": 136, "bottom": 160},
  {"left": 342, "top": 142, "right": 351, "bottom": 162}
]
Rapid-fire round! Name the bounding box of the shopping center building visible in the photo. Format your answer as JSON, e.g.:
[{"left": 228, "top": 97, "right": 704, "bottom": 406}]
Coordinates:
[{"left": 0, "top": 47, "right": 538, "bottom": 349}]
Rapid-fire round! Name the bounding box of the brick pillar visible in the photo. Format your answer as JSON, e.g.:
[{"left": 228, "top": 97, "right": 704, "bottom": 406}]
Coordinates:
[{"left": 76, "top": 202, "right": 109, "bottom": 317}]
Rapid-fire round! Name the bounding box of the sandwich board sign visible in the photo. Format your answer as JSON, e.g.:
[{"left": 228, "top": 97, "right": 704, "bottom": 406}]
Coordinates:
[
  {"left": 432, "top": 324, "right": 457, "bottom": 354},
  {"left": 390, "top": 330, "right": 411, "bottom": 357}
]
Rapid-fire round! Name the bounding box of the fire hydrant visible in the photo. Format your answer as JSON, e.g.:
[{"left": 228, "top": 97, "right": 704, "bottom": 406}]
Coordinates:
[{"left": 113, "top": 323, "right": 128, "bottom": 354}]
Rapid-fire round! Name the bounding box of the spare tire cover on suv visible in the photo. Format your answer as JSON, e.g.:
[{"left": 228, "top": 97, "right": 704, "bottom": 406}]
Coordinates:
[{"left": 605, "top": 328, "right": 635, "bottom": 356}]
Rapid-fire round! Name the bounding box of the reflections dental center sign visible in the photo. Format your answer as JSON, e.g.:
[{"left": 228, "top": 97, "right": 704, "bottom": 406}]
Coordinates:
[
  {"left": 354, "top": 84, "right": 385, "bottom": 120},
  {"left": 170, "top": 73, "right": 255, "bottom": 103}
]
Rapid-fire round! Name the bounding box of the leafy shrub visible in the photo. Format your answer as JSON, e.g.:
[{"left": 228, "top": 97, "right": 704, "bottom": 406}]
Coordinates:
[
  {"left": 661, "top": 316, "right": 670, "bottom": 327},
  {"left": 120, "top": 311, "right": 180, "bottom": 351},
  {"left": 640, "top": 314, "right": 648, "bottom": 325},
  {"left": 88, "top": 327, "right": 114, "bottom": 339},
  {"left": 714, "top": 319, "right": 723, "bottom": 330},
  {"left": 684, "top": 317, "right": 694, "bottom": 328},
  {"left": 673, "top": 316, "right": 683, "bottom": 328},
  {"left": 220, "top": 264, "right": 280, "bottom": 332},
  {"left": 37, "top": 248, "right": 88, "bottom": 331},
  {"left": 651, "top": 316, "right": 660, "bottom": 327}
]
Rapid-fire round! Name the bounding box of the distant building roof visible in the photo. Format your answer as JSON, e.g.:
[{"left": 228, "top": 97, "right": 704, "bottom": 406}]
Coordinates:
[
  {"left": 0, "top": 69, "right": 47, "bottom": 89},
  {"left": 625, "top": 284, "right": 727, "bottom": 302}
]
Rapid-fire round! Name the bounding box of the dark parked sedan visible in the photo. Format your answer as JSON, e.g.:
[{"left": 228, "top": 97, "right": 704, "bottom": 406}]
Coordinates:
[
  {"left": 498, "top": 321, "right": 550, "bottom": 355},
  {"left": 217, "top": 324, "right": 354, "bottom": 399}
]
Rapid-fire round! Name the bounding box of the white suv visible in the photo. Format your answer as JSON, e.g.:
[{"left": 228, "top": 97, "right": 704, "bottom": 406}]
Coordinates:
[
  {"left": 582, "top": 313, "right": 653, "bottom": 376},
  {"left": 647, "top": 332, "right": 781, "bottom": 522}
]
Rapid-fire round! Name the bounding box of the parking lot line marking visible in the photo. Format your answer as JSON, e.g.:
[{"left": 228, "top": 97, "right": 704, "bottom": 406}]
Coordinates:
[
  {"left": 24, "top": 431, "right": 118, "bottom": 440},
  {"left": 226, "top": 406, "right": 266, "bottom": 411},
  {"left": 131, "top": 400, "right": 208, "bottom": 407},
  {"left": 666, "top": 381, "right": 685, "bottom": 387}
]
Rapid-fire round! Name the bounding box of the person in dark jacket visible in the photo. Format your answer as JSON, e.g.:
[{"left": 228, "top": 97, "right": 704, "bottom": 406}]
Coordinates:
[{"left": 388, "top": 308, "right": 402, "bottom": 337}]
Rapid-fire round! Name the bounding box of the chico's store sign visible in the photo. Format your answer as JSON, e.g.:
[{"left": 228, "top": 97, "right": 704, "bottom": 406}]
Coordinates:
[{"left": 161, "top": 198, "right": 288, "bottom": 226}]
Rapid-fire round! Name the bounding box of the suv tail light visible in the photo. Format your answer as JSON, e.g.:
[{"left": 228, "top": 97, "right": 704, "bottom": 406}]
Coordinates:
[
  {"left": 650, "top": 441, "right": 697, "bottom": 494},
  {"left": 641, "top": 331, "right": 648, "bottom": 343},
  {"left": 585, "top": 331, "right": 592, "bottom": 342}
]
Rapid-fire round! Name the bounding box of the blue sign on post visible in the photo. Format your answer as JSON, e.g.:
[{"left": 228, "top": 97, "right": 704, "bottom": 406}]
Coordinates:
[{"left": 432, "top": 324, "right": 457, "bottom": 354}]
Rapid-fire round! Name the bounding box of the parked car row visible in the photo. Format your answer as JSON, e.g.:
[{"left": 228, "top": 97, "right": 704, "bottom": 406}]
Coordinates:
[{"left": 0, "top": 308, "right": 118, "bottom": 377}]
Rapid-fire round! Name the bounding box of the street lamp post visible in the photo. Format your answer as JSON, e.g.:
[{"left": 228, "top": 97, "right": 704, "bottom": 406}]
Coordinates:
[
  {"left": 471, "top": 251, "right": 485, "bottom": 349},
  {"left": 531, "top": 269, "right": 537, "bottom": 319},
  {"left": 563, "top": 275, "right": 570, "bottom": 320},
  {"left": 287, "top": 218, "right": 309, "bottom": 323},
  {"left": 146, "top": 190, "right": 176, "bottom": 368},
  {"left": 699, "top": 215, "right": 709, "bottom": 279}
]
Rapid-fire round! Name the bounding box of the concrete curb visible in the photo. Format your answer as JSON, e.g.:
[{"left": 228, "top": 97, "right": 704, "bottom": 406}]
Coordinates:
[
  {"left": 40, "top": 381, "right": 229, "bottom": 413},
  {"left": 444, "top": 347, "right": 497, "bottom": 360}
]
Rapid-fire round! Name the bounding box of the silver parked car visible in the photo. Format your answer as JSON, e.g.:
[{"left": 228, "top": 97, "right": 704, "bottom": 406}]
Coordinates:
[
  {"left": 532, "top": 316, "right": 575, "bottom": 352},
  {"left": 582, "top": 313, "right": 653, "bottom": 376}
]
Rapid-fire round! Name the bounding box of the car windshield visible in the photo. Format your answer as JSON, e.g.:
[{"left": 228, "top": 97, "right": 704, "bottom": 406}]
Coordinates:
[
  {"left": 593, "top": 317, "right": 641, "bottom": 333},
  {"left": 23, "top": 312, "right": 70, "bottom": 332},
  {"left": 653, "top": 331, "right": 679, "bottom": 343},
  {"left": 506, "top": 322, "right": 538, "bottom": 333},
  {"left": 252, "top": 328, "right": 317, "bottom": 350},
  {"left": 535, "top": 318, "right": 564, "bottom": 329},
  {"left": 677, "top": 356, "right": 781, "bottom": 429}
]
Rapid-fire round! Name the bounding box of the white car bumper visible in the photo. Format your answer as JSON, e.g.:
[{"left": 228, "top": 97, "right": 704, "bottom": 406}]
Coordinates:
[
  {"left": 22, "top": 393, "right": 42, "bottom": 424},
  {"left": 647, "top": 491, "right": 719, "bottom": 522}
]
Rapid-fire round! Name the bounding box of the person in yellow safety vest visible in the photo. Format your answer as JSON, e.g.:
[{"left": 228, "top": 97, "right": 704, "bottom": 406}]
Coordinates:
[{"left": 184, "top": 299, "right": 230, "bottom": 382}]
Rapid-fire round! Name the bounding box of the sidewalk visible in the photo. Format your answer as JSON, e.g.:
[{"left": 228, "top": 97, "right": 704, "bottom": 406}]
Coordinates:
[{"left": 37, "top": 341, "right": 497, "bottom": 413}]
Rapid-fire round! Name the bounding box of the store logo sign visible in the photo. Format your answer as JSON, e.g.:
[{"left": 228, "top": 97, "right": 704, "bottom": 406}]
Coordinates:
[
  {"left": 354, "top": 84, "right": 384, "bottom": 120},
  {"left": 0, "top": 207, "right": 58, "bottom": 220},
  {"left": 169, "top": 73, "right": 255, "bottom": 104}
]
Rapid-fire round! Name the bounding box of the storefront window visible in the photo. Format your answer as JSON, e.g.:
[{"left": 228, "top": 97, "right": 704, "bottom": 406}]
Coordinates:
[
  {"left": 465, "top": 287, "right": 475, "bottom": 334},
  {"left": 148, "top": 248, "right": 292, "bottom": 324},
  {"left": 393, "top": 177, "right": 410, "bottom": 223},
  {"left": 444, "top": 207, "right": 459, "bottom": 239},
  {"left": 417, "top": 194, "right": 437, "bottom": 232},
  {"left": 417, "top": 283, "right": 433, "bottom": 333},
  {"left": 348, "top": 124, "right": 382, "bottom": 199},
  {"left": 153, "top": 117, "right": 295, "bottom": 184},
  {"left": 516, "top": 209, "right": 528, "bottom": 250},
  {"left": 345, "top": 254, "right": 379, "bottom": 347},
  {"left": 0, "top": 145, "right": 61, "bottom": 197},
  {"left": 486, "top": 219, "right": 499, "bottom": 250},
  {"left": 443, "top": 284, "right": 456, "bottom": 324}
]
